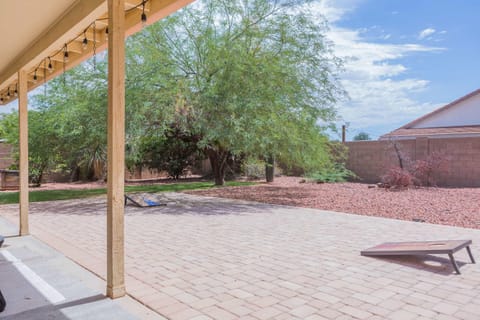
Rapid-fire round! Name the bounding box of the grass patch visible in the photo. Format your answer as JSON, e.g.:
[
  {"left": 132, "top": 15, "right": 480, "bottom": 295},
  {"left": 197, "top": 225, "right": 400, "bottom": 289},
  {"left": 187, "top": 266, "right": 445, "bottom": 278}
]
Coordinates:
[{"left": 0, "top": 181, "right": 254, "bottom": 205}]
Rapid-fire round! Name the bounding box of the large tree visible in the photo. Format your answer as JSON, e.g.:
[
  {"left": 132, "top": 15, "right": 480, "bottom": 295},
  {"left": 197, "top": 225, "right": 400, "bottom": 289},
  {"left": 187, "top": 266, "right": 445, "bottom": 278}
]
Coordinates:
[
  {"left": 130, "top": 0, "right": 344, "bottom": 185},
  {"left": 0, "top": 61, "right": 110, "bottom": 184},
  {"left": 0, "top": 0, "right": 345, "bottom": 186}
]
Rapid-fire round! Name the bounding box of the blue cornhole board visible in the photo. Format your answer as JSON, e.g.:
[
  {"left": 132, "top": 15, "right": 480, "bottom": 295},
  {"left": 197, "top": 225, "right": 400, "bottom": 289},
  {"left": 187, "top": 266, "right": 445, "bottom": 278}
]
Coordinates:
[{"left": 124, "top": 193, "right": 167, "bottom": 208}]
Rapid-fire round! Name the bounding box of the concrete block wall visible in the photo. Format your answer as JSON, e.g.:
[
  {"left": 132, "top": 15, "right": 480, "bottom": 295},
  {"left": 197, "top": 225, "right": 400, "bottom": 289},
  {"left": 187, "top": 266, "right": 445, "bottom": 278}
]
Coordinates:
[
  {"left": 346, "top": 137, "right": 480, "bottom": 187},
  {"left": 0, "top": 142, "right": 14, "bottom": 169}
]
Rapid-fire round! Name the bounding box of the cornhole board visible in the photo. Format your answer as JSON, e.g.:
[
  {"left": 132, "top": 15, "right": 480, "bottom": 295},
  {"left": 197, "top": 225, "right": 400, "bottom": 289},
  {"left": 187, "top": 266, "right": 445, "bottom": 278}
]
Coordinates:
[
  {"left": 361, "top": 240, "right": 475, "bottom": 274},
  {"left": 124, "top": 193, "right": 167, "bottom": 208}
]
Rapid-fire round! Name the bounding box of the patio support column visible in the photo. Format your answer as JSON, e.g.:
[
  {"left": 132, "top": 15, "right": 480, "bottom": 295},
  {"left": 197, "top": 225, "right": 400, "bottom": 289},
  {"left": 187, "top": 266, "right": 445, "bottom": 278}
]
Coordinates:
[
  {"left": 106, "top": 0, "right": 126, "bottom": 299},
  {"left": 18, "top": 70, "right": 29, "bottom": 236}
]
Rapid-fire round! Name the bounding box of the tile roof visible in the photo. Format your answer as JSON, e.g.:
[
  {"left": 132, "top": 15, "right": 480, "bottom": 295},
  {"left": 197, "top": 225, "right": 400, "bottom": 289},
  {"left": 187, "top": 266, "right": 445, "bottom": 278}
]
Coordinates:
[{"left": 380, "top": 126, "right": 480, "bottom": 140}]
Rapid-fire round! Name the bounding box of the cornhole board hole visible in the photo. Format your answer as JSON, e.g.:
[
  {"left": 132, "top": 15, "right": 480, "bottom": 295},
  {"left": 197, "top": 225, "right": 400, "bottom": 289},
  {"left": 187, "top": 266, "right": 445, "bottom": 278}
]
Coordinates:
[
  {"left": 124, "top": 193, "right": 167, "bottom": 208},
  {"left": 361, "top": 240, "right": 475, "bottom": 274}
]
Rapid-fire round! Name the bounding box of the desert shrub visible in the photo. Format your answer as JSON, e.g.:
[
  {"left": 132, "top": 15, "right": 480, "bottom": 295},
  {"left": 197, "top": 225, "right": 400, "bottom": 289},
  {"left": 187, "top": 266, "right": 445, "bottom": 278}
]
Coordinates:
[
  {"left": 381, "top": 167, "right": 414, "bottom": 188},
  {"left": 242, "top": 158, "right": 283, "bottom": 180},
  {"left": 383, "top": 141, "right": 451, "bottom": 188},
  {"left": 307, "top": 164, "right": 356, "bottom": 183},
  {"left": 139, "top": 125, "right": 200, "bottom": 180},
  {"left": 411, "top": 152, "right": 450, "bottom": 186},
  {"left": 242, "top": 159, "right": 266, "bottom": 179}
]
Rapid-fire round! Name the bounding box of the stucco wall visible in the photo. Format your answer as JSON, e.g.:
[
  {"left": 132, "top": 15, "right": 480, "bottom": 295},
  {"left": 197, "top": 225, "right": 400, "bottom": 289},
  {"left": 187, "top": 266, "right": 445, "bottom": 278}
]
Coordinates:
[
  {"left": 346, "top": 137, "right": 480, "bottom": 187},
  {"left": 412, "top": 92, "right": 480, "bottom": 128}
]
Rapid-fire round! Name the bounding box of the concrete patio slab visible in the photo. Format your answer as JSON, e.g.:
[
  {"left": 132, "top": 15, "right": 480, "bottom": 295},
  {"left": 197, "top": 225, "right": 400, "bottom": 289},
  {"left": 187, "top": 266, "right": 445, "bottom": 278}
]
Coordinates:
[
  {"left": 1, "top": 192, "right": 480, "bottom": 319},
  {"left": 0, "top": 219, "right": 164, "bottom": 320}
]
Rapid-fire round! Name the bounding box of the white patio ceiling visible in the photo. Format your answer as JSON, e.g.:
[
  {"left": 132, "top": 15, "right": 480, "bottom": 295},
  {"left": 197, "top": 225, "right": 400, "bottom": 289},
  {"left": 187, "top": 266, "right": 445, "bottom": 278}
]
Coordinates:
[{"left": 0, "top": 0, "right": 194, "bottom": 106}]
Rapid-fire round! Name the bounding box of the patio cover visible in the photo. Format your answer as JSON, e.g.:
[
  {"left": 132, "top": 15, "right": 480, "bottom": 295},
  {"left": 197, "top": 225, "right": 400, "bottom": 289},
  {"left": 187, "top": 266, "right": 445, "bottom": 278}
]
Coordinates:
[{"left": 0, "top": 0, "right": 195, "bottom": 298}]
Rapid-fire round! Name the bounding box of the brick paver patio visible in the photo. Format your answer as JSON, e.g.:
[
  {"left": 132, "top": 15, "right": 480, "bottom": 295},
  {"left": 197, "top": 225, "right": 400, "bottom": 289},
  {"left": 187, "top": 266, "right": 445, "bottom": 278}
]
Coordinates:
[{"left": 1, "top": 193, "right": 480, "bottom": 319}]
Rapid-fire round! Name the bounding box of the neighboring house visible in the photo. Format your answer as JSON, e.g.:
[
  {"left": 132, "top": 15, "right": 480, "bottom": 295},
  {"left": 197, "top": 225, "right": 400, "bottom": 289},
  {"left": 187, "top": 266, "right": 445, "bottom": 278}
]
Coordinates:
[
  {"left": 380, "top": 88, "right": 480, "bottom": 140},
  {"left": 346, "top": 89, "right": 480, "bottom": 186}
]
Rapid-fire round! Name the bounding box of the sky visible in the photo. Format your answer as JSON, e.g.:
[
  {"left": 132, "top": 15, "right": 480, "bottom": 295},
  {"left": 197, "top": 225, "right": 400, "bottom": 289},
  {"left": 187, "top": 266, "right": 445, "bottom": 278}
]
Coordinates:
[
  {"left": 2, "top": 0, "right": 479, "bottom": 141},
  {"left": 311, "top": 0, "right": 480, "bottom": 140}
]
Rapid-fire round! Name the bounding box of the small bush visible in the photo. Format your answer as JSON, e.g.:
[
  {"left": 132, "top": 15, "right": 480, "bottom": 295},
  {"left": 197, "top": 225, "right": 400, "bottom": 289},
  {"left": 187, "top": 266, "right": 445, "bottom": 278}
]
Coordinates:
[
  {"left": 306, "top": 164, "right": 356, "bottom": 183},
  {"left": 381, "top": 167, "right": 414, "bottom": 188},
  {"left": 382, "top": 141, "right": 451, "bottom": 188},
  {"left": 411, "top": 152, "right": 450, "bottom": 186},
  {"left": 242, "top": 159, "right": 266, "bottom": 179}
]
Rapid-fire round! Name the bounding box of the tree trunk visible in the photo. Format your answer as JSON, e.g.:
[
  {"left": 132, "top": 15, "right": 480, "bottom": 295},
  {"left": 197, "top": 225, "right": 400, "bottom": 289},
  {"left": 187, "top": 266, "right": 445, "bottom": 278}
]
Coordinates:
[
  {"left": 265, "top": 154, "right": 274, "bottom": 183},
  {"left": 207, "top": 148, "right": 227, "bottom": 186},
  {"left": 392, "top": 141, "right": 404, "bottom": 169}
]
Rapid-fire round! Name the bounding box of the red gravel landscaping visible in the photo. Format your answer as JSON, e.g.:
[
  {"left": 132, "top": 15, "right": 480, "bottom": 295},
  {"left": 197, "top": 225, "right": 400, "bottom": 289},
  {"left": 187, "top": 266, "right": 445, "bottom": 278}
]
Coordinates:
[{"left": 185, "top": 176, "right": 480, "bottom": 229}]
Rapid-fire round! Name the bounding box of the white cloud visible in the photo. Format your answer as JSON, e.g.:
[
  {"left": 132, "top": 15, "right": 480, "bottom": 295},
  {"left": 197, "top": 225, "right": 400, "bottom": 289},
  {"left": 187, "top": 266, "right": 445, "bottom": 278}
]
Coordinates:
[
  {"left": 306, "top": 0, "right": 360, "bottom": 23},
  {"left": 303, "top": 1, "right": 446, "bottom": 138},
  {"left": 418, "top": 28, "right": 436, "bottom": 40}
]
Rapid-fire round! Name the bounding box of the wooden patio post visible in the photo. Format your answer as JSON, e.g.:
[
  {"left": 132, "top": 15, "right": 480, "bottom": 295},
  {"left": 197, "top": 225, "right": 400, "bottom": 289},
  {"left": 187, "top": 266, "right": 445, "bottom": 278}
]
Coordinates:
[
  {"left": 106, "top": 0, "right": 126, "bottom": 299},
  {"left": 18, "top": 70, "right": 29, "bottom": 236}
]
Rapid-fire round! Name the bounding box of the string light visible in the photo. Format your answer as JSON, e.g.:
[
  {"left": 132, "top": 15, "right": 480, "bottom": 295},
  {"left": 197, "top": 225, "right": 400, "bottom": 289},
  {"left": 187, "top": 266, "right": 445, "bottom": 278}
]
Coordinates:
[
  {"left": 93, "top": 22, "right": 97, "bottom": 69},
  {"left": 2, "top": 1, "right": 150, "bottom": 97},
  {"left": 63, "top": 44, "right": 69, "bottom": 62},
  {"left": 48, "top": 57, "right": 53, "bottom": 73},
  {"left": 82, "top": 31, "right": 88, "bottom": 50},
  {"left": 141, "top": 0, "right": 147, "bottom": 26}
]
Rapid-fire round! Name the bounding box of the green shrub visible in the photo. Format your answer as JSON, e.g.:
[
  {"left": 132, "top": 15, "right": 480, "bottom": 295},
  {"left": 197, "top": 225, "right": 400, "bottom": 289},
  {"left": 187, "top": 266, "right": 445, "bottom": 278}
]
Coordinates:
[
  {"left": 242, "top": 159, "right": 266, "bottom": 179},
  {"left": 306, "top": 164, "right": 356, "bottom": 183}
]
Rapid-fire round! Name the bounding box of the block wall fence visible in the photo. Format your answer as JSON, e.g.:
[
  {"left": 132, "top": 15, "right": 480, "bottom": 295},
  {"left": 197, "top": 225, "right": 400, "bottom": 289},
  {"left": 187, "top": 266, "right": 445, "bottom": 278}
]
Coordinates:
[
  {"left": 345, "top": 137, "right": 480, "bottom": 187},
  {"left": 0, "top": 142, "right": 13, "bottom": 169}
]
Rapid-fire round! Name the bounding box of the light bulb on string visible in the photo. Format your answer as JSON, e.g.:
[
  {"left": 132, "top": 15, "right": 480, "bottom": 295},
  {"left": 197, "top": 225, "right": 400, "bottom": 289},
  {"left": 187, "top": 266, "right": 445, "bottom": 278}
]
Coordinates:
[
  {"left": 141, "top": 0, "right": 147, "bottom": 27},
  {"left": 48, "top": 57, "right": 53, "bottom": 73},
  {"left": 33, "top": 69, "right": 38, "bottom": 83},
  {"left": 63, "top": 44, "right": 69, "bottom": 62},
  {"left": 82, "top": 31, "right": 88, "bottom": 50}
]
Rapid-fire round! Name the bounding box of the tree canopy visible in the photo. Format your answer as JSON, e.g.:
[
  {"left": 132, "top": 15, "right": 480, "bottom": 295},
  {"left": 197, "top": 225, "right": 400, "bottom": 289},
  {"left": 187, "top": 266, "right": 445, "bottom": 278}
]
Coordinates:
[
  {"left": 0, "top": 0, "right": 345, "bottom": 186},
  {"left": 353, "top": 132, "right": 372, "bottom": 141},
  {"left": 128, "top": 0, "right": 344, "bottom": 184}
]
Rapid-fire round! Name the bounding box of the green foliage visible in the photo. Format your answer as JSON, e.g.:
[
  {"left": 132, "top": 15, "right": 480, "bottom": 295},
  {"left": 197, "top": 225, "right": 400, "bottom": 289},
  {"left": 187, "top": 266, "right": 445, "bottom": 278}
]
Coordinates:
[
  {"left": 0, "top": 109, "right": 61, "bottom": 185},
  {"left": 128, "top": 0, "right": 344, "bottom": 184},
  {"left": 353, "top": 132, "right": 371, "bottom": 141},
  {"left": 304, "top": 142, "right": 356, "bottom": 183},
  {"left": 0, "top": 0, "right": 345, "bottom": 186},
  {"left": 306, "top": 164, "right": 356, "bottom": 183},
  {"left": 242, "top": 158, "right": 267, "bottom": 180},
  {"left": 139, "top": 124, "right": 200, "bottom": 179},
  {"left": 0, "top": 181, "right": 255, "bottom": 205}
]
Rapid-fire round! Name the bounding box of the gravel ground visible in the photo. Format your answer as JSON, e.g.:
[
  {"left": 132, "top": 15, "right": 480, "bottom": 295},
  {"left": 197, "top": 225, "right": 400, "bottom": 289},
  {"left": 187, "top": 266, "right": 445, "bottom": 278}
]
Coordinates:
[{"left": 185, "top": 176, "right": 480, "bottom": 229}]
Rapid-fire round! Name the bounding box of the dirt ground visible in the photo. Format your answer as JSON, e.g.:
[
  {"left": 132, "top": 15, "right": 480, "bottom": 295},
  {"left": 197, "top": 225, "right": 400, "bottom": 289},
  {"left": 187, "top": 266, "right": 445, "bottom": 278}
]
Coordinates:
[
  {"left": 29, "top": 176, "right": 480, "bottom": 229},
  {"left": 185, "top": 176, "right": 480, "bottom": 229}
]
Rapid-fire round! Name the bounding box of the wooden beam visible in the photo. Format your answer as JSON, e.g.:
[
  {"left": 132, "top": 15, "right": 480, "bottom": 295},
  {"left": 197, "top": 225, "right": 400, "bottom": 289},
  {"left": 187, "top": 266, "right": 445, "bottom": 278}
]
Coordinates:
[
  {"left": 0, "top": 0, "right": 196, "bottom": 105},
  {"left": 18, "top": 70, "right": 29, "bottom": 236},
  {"left": 106, "top": 0, "right": 126, "bottom": 299},
  {"left": 0, "top": 0, "right": 106, "bottom": 89}
]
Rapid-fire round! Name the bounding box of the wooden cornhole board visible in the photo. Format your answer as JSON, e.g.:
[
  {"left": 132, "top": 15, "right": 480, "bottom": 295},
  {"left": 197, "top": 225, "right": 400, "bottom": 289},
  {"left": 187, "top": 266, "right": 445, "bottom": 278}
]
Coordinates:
[
  {"left": 361, "top": 240, "right": 475, "bottom": 274},
  {"left": 124, "top": 193, "right": 167, "bottom": 208}
]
